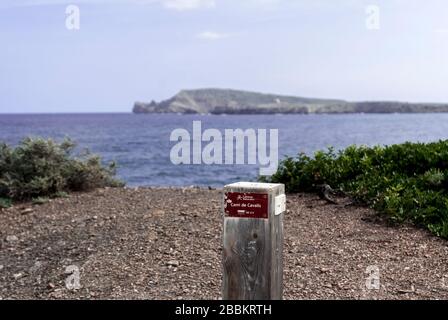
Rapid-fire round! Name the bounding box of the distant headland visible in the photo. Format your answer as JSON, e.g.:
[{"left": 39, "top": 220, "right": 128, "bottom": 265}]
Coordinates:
[{"left": 133, "top": 88, "right": 448, "bottom": 114}]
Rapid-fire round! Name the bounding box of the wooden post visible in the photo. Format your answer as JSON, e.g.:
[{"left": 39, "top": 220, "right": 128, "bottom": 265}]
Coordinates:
[{"left": 222, "top": 182, "right": 285, "bottom": 300}]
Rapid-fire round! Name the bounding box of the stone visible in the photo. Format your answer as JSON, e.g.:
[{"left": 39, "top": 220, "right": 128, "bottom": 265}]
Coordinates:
[
  {"left": 6, "top": 235, "right": 18, "bottom": 242},
  {"left": 13, "top": 272, "right": 23, "bottom": 280},
  {"left": 20, "top": 208, "right": 33, "bottom": 215},
  {"left": 166, "top": 260, "right": 179, "bottom": 267}
]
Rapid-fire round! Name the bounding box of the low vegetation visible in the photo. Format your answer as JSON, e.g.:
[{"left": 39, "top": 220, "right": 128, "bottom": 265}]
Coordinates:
[
  {"left": 265, "top": 140, "right": 448, "bottom": 238},
  {"left": 0, "top": 137, "right": 123, "bottom": 205}
]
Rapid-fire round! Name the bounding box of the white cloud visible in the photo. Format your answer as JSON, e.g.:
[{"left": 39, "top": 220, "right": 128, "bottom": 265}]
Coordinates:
[
  {"left": 196, "top": 31, "right": 232, "bottom": 40},
  {"left": 0, "top": 0, "right": 216, "bottom": 10},
  {"left": 162, "top": 0, "right": 215, "bottom": 11}
]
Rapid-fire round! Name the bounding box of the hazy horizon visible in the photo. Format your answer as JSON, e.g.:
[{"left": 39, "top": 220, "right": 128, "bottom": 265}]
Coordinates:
[
  {"left": 1, "top": 0, "right": 448, "bottom": 113},
  {"left": 4, "top": 87, "right": 448, "bottom": 115}
]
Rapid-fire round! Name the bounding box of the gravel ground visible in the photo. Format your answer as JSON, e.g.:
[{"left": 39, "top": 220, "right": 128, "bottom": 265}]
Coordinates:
[{"left": 1, "top": 187, "right": 448, "bottom": 300}]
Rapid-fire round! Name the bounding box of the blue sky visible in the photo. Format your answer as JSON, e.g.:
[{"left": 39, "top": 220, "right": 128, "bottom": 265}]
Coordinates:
[{"left": 1, "top": 0, "right": 448, "bottom": 113}]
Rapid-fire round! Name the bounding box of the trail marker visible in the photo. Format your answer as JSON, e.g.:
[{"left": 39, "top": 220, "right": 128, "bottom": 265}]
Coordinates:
[{"left": 222, "top": 182, "right": 285, "bottom": 300}]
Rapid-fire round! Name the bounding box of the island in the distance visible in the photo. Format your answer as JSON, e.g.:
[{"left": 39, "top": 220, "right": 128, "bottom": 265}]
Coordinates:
[{"left": 133, "top": 88, "right": 448, "bottom": 114}]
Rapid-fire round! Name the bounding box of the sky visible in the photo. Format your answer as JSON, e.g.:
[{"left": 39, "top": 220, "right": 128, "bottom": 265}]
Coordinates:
[{"left": 1, "top": 0, "right": 448, "bottom": 113}]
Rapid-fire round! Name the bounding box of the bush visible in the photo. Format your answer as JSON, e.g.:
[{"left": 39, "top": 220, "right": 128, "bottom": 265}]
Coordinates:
[
  {"left": 264, "top": 140, "right": 448, "bottom": 238},
  {"left": 0, "top": 197, "right": 12, "bottom": 209},
  {"left": 0, "top": 137, "right": 124, "bottom": 201},
  {"left": 32, "top": 197, "right": 50, "bottom": 205}
]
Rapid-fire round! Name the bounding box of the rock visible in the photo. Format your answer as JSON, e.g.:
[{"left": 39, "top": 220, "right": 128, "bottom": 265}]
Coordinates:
[
  {"left": 153, "top": 210, "right": 165, "bottom": 217},
  {"left": 0, "top": 265, "right": 4, "bottom": 271},
  {"left": 134, "top": 88, "right": 448, "bottom": 114},
  {"left": 29, "top": 261, "right": 42, "bottom": 273},
  {"left": 13, "top": 272, "right": 23, "bottom": 280},
  {"left": 6, "top": 235, "right": 18, "bottom": 242},
  {"left": 398, "top": 286, "right": 415, "bottom": 294},
  {"left": 47, "top": 283, "right": 55, "bottom": 290},
  {"left": 20, "top": 208, "right": 33, "bottom": 215},
  {"left": 166, "top": 260, "right": 179, "bottom": 267},
  {"left": 48, "top": 289, "right": 64, "bottom": 298}
]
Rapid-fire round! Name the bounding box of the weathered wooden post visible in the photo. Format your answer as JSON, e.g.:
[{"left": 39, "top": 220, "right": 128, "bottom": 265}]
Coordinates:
[{"left": 222, "top": 182, "right": 285, "bottom": 300}]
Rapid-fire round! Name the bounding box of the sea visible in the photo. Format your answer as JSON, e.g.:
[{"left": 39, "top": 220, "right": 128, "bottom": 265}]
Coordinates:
[{"left": 1, "top": 113, "right": 448, "bottom": 187}]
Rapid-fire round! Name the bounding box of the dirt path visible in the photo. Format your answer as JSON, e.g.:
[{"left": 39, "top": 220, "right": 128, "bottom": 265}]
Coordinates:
[{"left": 1, "top": 187, "right": 448, "bottom": 299}]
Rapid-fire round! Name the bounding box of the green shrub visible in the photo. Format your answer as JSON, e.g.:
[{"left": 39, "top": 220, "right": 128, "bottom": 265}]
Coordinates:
[
  {"left": 32, "top": 197, "right": 50, "bottom": 205},
  {"left": 0, "top": 197, "right": 12, "bottom": 209},
  {"left": 52, "top": 191, "right": 69, "bottom": 198},
  {"left": 265, "top": 140, "right": 448, "bottom": 239},
  {"left": 0, "top": 137, "right": 124, "bottom": 201}
]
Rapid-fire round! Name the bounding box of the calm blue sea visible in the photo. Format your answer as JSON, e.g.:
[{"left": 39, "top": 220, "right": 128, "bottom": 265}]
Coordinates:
[{"left": 1, "top": 113, "right": 448, "bottom": 187}]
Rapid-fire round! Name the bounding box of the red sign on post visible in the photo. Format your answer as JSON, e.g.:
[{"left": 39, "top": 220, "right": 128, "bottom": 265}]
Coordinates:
[{"left": 224, "top": 192, "right": 269, "bottom": 219}]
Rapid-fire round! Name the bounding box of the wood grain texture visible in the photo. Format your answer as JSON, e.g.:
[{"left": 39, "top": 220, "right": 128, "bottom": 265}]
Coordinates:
[{"left": 222, "top": 183, "right": 285, "bottom": 300}]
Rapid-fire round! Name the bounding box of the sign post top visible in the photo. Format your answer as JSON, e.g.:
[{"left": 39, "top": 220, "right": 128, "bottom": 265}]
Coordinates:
[
  {"left": 224, "top": 182, "right": 284, "bottom": 192},
  {"left": 225, "top": 181, "right": 283, "bottom": 189}
]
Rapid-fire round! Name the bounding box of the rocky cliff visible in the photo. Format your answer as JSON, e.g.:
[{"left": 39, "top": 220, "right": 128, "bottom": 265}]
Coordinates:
[{"left": 133, "top": 89, "right": 448, "bottom": 114}]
